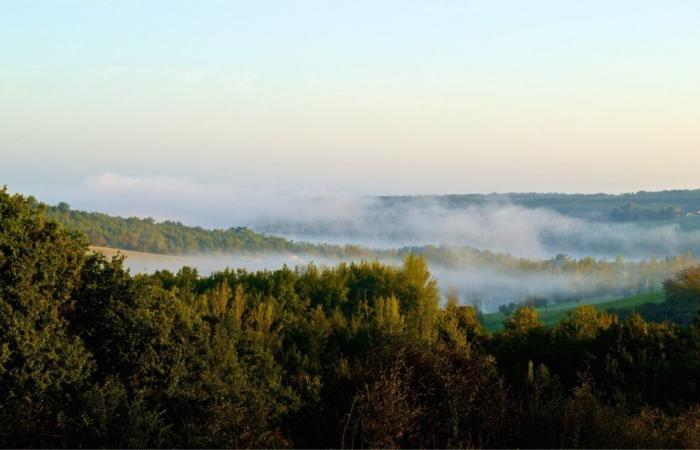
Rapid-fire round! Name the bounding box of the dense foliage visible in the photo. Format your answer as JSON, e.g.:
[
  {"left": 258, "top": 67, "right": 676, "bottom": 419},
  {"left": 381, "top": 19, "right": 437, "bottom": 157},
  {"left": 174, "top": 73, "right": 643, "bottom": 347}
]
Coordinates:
[
  {"left": 609, "top": 203, "right": 682, "bottom": 221},
  {"left": 47, "top": 202, "right": 326, "bottom": 255},
  {"left": 5, "top": 187, "right": 700, "bottom": 448},
  {"left": 611, "top": 267, "right": 700, "bottom": 326}
]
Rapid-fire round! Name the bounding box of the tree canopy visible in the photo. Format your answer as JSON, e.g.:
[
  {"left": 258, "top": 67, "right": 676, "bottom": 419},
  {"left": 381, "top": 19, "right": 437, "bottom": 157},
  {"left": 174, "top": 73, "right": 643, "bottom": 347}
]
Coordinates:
[{"left": 4, "top": 186, "right": 700, "bottom": 448}]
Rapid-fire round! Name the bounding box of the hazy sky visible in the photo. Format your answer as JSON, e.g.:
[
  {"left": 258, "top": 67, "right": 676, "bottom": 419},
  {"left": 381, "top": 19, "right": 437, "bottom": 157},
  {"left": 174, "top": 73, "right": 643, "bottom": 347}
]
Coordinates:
[{"left": 2, "top": 0, "right": 700, "bottom": 202}]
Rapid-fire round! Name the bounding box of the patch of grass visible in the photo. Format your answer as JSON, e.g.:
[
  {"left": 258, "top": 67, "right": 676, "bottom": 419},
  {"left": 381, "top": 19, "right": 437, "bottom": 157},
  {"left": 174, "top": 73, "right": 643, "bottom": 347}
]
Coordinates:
[{"left": 481, "top": 291, "right": 665, "bottom": 332}]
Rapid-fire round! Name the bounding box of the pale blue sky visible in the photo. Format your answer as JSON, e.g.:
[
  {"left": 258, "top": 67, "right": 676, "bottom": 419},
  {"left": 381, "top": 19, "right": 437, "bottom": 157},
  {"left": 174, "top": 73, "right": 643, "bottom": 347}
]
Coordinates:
[{"left": 2, "top": 0, "right": 700, "bottom": 205}]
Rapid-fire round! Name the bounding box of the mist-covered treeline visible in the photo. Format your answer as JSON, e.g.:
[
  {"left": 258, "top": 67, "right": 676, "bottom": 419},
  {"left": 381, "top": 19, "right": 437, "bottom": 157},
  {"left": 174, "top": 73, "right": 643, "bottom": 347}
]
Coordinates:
[
  {"left": 255, "top": 196, "right": 700, "bottom": 259},
  {"left": 374, "top": 189, "right": 700, "bottom": 220},
  {"left": 6, "top": 187, "right": 700, "bottom": 448},
  {"left": 48, "top": 190, "right": 700, "bottom": 260},
  {"left": 46, "top": 201, "right": 697, "bottom": 311}
]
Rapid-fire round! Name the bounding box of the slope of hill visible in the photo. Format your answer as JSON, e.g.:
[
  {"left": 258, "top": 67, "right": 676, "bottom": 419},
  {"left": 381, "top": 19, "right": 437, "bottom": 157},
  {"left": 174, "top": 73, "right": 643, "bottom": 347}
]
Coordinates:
[
  {"left": 48, "top": 203, "right": 357, "bottom": 256},
  {"left": 480, "top": 291, "right": 666, "bottom": 332},
  {"left": 376, "top": 189, "right": 700, "bottom": 220}
]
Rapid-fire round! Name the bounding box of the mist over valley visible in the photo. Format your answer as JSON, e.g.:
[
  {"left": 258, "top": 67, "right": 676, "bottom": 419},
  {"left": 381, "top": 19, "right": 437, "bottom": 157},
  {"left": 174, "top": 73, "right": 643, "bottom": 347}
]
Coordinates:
[{"left": 75, "top": 188, "right": 700, "bottom": 312}]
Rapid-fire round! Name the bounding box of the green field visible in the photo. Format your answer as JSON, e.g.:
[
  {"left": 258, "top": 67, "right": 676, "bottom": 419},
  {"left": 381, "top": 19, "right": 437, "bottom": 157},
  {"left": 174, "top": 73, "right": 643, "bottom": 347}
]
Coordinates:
[{"left": 481, "top": 291, "right": 665, "bottom": 332}]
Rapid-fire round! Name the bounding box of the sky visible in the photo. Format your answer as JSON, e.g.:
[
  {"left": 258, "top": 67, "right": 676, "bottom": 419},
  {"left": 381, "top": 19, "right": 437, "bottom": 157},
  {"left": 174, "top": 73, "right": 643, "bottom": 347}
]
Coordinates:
[{"left": 2, "top": 0, "right": 700, "bottom": 208}]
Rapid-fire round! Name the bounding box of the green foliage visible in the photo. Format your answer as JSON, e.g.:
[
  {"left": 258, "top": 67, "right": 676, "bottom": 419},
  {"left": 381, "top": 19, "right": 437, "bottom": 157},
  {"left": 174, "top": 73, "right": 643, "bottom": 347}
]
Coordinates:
[
  {"left": 47, "top": 203, "right": 390, "bottom": 261},
  {"left": 0, "top": 187, "right": 92, "bottom": 446},
  {"left": 483, "top": 290, "right": 666, "bottom": 332},
  {"left": 610, "top": 202, "right": 682, "bottom": 221},
  {"left": 6, "top": 187, "right": 700, "bottom": 447},
  {"left": 46, "top": 204, "right": 308, "bottom": 255},
  {"left": 616, "top": 267, "right": 700, "bottom": 325},
  {"left": 503, "top": 306, "right": 543, "bottom": 334}
]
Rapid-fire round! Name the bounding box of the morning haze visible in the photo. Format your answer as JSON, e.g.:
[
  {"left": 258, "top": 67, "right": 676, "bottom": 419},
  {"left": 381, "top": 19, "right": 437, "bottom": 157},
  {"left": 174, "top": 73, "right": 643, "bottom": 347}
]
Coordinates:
[{"left": 2, "top": 0, "right": 699, "bottom": 199}]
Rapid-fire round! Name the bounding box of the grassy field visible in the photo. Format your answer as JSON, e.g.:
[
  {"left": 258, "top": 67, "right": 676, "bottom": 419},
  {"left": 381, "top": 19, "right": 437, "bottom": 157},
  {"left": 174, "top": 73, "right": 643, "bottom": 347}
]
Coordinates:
[{"left": 481, "top": 291, "right": 665, "bottom": 332}]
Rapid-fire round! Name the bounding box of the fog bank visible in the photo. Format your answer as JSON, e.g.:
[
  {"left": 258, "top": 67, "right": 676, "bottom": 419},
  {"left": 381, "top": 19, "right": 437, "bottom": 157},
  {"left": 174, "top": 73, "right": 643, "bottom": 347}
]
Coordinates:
[
  {"left": 102, "top": 247, "right": 652, "bottom": 313},
  {"left": 66, "top": 173, "right": 700, "bottom": 260}
]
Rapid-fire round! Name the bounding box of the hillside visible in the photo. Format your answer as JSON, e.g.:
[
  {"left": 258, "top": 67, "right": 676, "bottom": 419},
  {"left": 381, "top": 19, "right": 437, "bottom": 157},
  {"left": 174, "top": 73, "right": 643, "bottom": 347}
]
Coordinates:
[
  {"left": 481, "top": 291, "right": 666, "bottom": 332},
  {"left": 47, "top": 203, "right": 369, "bottom": 257},
  {"left": 376, "top": 189, "right": 700, "bottom": 220}
]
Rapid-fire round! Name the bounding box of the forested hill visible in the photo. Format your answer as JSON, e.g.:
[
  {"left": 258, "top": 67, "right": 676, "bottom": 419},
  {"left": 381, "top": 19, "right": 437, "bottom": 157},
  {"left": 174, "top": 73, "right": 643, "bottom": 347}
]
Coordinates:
[
  {"left": 43, "top": 201, "right": 697, "bottom": 278},
  {"left": 45, "top": 188, "right": 700, "bottom": 256},
  {"left": 377, "top": 189, "right": 700, "bottom": 221},
  {"left": 46, "top": 202, "right": 361, "bottom": 256}
]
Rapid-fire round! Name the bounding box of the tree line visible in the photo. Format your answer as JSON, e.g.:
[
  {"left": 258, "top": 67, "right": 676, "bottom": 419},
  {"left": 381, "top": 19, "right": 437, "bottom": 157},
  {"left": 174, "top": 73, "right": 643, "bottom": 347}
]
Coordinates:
[
  {"left": 610, "top": 202, "right": 682, "bottom": 221},
  {"left": 5, "top": 187, "right": 700, "bottom": 447}
]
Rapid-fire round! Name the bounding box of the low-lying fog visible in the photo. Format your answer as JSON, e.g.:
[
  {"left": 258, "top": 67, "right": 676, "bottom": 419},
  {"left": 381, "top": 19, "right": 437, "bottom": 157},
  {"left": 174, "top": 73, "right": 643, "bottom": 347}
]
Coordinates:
[
  {"left": 252, "top": 200, "right": 700, "bottom": 260},
  {"left": 78, "top": 173, "right": 700, "bottom": 260},
  {"left": 107, "top": 248, "right": 645, "bottom": 313},
  {"left": 82, "top": 174, "right": 700, "bottom": 311}
]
